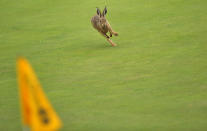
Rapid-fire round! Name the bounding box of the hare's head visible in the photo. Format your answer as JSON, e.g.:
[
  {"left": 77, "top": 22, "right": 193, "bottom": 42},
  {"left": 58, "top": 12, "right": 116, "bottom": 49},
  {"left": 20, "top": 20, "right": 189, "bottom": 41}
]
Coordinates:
[{"left": 96, "top": 7, "right": 107, "bottom": 27}]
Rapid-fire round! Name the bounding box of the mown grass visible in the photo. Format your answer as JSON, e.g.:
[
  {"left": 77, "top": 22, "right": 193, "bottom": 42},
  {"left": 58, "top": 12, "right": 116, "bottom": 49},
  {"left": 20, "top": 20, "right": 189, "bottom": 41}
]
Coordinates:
[{"left": 0, "top": 0, "right": 207, "bottom": 130}]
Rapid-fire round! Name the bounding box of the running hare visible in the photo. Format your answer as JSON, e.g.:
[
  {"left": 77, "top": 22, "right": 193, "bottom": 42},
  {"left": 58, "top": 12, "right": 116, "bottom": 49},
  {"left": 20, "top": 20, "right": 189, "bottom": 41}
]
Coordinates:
[{"left": 91, "top": 7, "right": 118, "bottom": 46}]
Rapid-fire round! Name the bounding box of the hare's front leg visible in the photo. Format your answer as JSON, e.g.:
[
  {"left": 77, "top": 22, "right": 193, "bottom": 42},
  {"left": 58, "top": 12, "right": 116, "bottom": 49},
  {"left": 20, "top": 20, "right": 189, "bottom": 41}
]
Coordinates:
[
  {"left": 99, "top": 31, "right": 116, "bottom": 46},
  {"left": 99, "top": 31, "right": 110, "bottom": 38},
  {"left": 109, "top": 32, "right": 112, "bottom": 37},
  {"left": 107, "top": 38, "right": 117, "bottom": 46}
]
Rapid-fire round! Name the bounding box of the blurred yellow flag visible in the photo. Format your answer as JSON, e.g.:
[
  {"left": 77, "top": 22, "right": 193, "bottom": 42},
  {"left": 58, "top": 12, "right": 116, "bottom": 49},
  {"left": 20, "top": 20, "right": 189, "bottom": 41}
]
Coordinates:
[{"left": 17, "top": 58, "right": 62, "bottom": 131}]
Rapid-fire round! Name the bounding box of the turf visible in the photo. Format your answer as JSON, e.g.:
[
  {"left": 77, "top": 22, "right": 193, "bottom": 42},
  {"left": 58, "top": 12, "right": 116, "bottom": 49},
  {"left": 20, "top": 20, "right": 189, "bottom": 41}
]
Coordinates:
[{"left": 0, "top": 0, "right": 207, "bottom": 130}]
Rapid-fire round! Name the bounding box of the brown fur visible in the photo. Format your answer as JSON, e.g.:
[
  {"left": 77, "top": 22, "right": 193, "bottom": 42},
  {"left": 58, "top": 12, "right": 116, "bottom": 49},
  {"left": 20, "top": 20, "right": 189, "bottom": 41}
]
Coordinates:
[{"left": 91, "top": 7, "right": 118, "bottom": 46}]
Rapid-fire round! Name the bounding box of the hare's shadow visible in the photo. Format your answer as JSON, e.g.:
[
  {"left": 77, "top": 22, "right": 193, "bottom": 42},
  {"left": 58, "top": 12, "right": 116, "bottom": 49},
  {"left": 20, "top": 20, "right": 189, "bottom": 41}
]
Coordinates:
[{"left": 91, "top": 41, "right": 120, "bottom": 50}]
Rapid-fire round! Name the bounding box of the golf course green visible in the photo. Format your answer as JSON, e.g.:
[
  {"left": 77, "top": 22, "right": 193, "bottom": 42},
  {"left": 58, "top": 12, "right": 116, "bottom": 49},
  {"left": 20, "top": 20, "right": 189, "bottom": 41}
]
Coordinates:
[{"left": 0, "top": 0, "right": 207, "bottom": 130}]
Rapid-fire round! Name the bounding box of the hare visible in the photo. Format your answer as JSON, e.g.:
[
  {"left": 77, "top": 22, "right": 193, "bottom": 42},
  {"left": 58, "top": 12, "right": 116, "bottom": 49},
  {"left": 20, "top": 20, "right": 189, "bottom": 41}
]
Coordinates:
[{"left": 91, "top": 7, "right": 118, "bottom": 46}]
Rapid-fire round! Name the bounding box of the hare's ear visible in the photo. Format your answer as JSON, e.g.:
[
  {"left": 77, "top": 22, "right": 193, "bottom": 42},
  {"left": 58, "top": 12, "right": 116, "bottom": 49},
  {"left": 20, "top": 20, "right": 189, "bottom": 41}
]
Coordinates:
[
  {"left": 103, "top": 6, "right": 107, "bottom": 16},
  {"left": 96, "top": 7, "right": 101, "bottom": 16}
]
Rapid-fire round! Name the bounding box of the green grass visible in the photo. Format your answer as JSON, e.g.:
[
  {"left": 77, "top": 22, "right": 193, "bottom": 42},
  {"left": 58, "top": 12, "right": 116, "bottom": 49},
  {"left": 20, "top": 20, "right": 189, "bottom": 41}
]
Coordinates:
[{"left": 1, "top": 0, "right": 207, "bottom": 130}]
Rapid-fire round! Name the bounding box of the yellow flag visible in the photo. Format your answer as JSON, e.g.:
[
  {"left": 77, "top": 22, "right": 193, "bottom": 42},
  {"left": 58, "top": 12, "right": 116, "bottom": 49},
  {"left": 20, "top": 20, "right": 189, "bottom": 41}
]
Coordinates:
[{"left": 17, "top": 57, "right": 62, "bottom": 131}]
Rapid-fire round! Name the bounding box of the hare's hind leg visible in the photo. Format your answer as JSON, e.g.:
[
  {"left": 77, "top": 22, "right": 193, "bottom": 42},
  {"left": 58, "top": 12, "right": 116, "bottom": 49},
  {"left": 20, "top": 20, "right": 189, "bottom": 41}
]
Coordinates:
[
  {"left": 112, "top": 31, "right": 118, "bottom": 36},
  {"left": 106, "top": 22, "right": 118, "bottom": 37},
  {"left": 109, "top": 29, "right": 118, "bottom": 36},
  {"left": 108, "top": 29, "right": 118, "bottom": 37}
]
